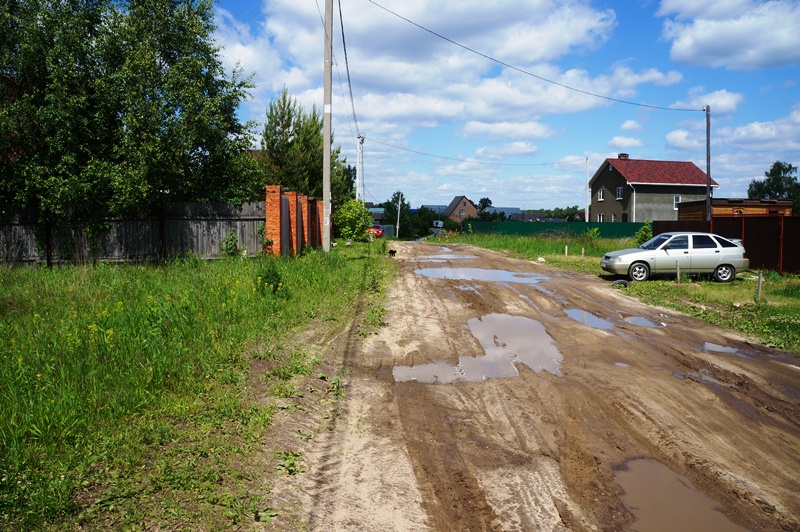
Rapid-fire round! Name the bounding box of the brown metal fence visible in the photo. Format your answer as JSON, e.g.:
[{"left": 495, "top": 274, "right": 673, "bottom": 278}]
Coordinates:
[{"left": 654, "top": 216, "right": 800, "bottom": 274}]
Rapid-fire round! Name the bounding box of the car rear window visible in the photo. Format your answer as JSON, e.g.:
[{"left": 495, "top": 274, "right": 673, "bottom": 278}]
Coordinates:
[
  {"left": 713, "top": 236, "right": 739, "bottom": 248},
  {"left": 692, "top": 235, "right": 718, "bottom": 249}
]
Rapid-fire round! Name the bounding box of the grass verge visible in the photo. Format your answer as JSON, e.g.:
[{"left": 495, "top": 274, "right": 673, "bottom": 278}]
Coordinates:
[
  {"left": 0, "top": 239, "right": 393, "bottom": 529},
  {"left": 444, "top": 232, "right": 800, "bottom": 354}
]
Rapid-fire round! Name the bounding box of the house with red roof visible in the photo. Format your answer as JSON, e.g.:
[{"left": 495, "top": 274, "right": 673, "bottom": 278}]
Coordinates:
[{"left": 589, "top": 154, "right": 718, "bottom": 222}]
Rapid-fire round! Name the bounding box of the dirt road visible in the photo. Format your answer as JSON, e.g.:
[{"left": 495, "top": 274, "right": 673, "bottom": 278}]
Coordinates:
[{"left": 266, "top": 241, "right": 800, "bottom": 531}]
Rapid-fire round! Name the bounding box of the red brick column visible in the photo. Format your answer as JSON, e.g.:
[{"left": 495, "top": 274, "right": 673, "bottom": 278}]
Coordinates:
[
  {"left": 265, "top": 185, "right": 282, "bottom": 255},
  {"left": 314, "top": 199, "right": 324, "bottom": 248},
  {"left": 298, "top": 194, "right": 309, "bottom": 251},
  {"left": 285, "top": 190, "right": 298, "bottom": 255}
]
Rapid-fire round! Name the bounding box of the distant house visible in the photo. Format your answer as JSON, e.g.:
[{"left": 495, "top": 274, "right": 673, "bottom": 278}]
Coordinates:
[
  {"left": 420, "top": 205, "right": 448, "bottom": 215},
  {"left": 589, "top": 154, "right": 718, "bottom": 222},
  {"left": 484, "top": 206, "right": 522, "bottom": 220},
  {"left": 678, "top": 198, "right": 793, "bottom": 220},
  {"left": 442, "top": 196, "right": 478, "bottom": 223}
]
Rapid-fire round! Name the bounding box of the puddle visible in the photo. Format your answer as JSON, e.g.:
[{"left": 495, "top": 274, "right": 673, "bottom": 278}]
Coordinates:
[
  {"left": 673, "top": 370, "right": 733, "bottom": 387},
  {"left": 615, "top": 458, "right": 749, "bottom": 532},
  {"left": 614, "top": 362, "right": 631, "bottom": 368},
  {"left": 565, "top": 309, "right": 613, "bottom": 329},
  {"left": 414, "top": 267, "right": 548, "bottom": 284},
  {"left": 417, "top": 254, "right": 477, "bottom": 261},
  {"left": 703, "top": 342, "right": 748, "bottom": 360},
  {"left": 393, "top": 314, "right": 562, "bottom": 383},
  {"left": 619, "top": 312, "right": 665, "bottom": 327}
]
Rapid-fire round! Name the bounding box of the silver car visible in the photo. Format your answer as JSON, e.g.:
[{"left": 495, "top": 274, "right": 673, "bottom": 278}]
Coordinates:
[{"left": 600, "top": 232, "right": 749, "bottom": 282}]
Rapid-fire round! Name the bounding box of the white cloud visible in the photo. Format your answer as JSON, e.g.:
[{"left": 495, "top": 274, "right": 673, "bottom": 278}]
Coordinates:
[
  {"left": 671, "top": 87, "right": 744, "bottom": 113},
  {"left": 659, "top": 1, "right": 800, "bottom": 69},
  {"left": 717, "top": 106, "right": 800, "bottom": 151},
  {"left": 462, "top": 121, "right": 553, "bottom": 140},
  {"left": 475, "top": 142, "right": 539, "bottom": 159},
  {"left": 666, "top": 129, "right": 703, "bottom": 150},
  {"left": 608, "top": 136, "right": 644, "bottom": 149},
  {"left": 621, "top": 120, "right": 642, "bottom": 131}
]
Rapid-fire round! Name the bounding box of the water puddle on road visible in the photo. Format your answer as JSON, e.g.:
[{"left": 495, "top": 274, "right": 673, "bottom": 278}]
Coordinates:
[
  {"left": 619, "top": 312, "right": 665, "bottom": 327},
  {"left": 414, "top": 267, "right": 548, "bottom": 284},
  {"left": 614, "top": 458, "right": 749, "bottom": 532},
  {"left": 565, "top": 309, "right": 614, "bottom": 329},
  {"left": 393, "top": 314, "right": 562, "bottom": 383},
  {"left": 703, "top": 342, "right": 747, "bottom": 358},
  {"left": 417, "top": 253, "right": 478, "bottom": 262}
]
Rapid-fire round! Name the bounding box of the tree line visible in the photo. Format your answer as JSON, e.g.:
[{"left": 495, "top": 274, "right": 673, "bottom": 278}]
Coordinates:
[{"left": 0, "top": 0, "right": 353, "bottom": 232}]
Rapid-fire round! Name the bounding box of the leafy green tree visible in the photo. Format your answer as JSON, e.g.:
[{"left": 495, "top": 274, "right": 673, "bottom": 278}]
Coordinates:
[
  {"left": 478, "top": 197, "right": 492, "bottom": 211},
  {"left": 0, "top": 0, "right": 255, "bottom": 226},
  {"left": 747, "top": 161, "right": 800, "bottom": 212},
  {"left": 332, "top": 198, "right": 371, "bottom": 241}
]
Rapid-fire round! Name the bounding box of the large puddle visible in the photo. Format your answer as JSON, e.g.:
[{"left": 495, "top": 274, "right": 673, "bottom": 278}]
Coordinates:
[
  {"left": 393, "top": 314, "right": 562, "bottom": 383},
  {"left": 565, "top": 309, "right": 614, "bottom": 329},
  {"left": 414, "top": 267, "right": 548, "bottom": 284},
  {"left": 615, "top": 458, "right": 749, "bottom": 531}
]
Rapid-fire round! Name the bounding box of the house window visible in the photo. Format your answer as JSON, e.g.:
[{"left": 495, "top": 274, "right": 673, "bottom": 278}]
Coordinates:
[
  {"left": 616, "top": 187, "right": 623, "bottom": 200},
  {"left": 611, "top": 213, "right": 617, "bottom": 222},
  {"left": 622, "top": 213, "right": 628, "bottom": 222},
  {"left": 674, "top": 195, "right": 681, "bottom": 210},
  {"left": 597, "top": 213, "right": 604, "bottom": 222},
  {"left": 598, "top": 189, "right": 604, "bottom": 202},
  {"left": 459, "top": 209, "right": 465, "bottom": 216}
]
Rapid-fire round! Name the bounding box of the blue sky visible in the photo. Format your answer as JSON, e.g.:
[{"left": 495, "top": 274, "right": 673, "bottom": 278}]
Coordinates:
[{"left": 212, "top": 0, "right": 800, "bottom": 210}]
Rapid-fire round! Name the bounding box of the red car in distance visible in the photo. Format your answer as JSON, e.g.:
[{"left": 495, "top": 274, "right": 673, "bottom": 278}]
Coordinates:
[{"left": 367, "top": 225, "right": 383, "bottom": 238}]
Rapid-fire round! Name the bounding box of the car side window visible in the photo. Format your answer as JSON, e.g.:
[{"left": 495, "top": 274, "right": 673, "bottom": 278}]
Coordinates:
[
  {"left": 692, "top": 235, "right": 718, "bottom": 249},
  {"left": 714, "top": 237, "right": 739, "bottom": 248},
  {"left": 665, "top": 235, "right": 688, "bottom": 250}
]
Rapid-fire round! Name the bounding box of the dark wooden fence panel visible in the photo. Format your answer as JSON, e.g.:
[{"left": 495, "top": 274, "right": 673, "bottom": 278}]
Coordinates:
[
  {"left": 783, "top": 217, "right": 800, "bottom": 274},
  {"left": 0, "top": 202, "right": 265, "bottom": 265}
]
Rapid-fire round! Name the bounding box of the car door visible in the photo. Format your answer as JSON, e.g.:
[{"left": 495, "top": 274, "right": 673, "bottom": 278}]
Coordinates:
[
  {"left": 689, "top": 234, "right": 722, "bottom": 273},
  {"left": 654, "top": 234, "right": 691, "bottom": 274}
]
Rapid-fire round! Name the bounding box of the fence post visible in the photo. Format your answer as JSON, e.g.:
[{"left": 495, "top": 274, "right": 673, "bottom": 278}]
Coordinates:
[{"left": 265, "top": 186, "right": 282, "bottom": 255}]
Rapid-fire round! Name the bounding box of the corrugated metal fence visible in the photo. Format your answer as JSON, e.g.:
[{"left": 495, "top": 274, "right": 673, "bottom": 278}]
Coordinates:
[
  {"left": 0, "top": 202, "right": 265, "bottom": 265},
  {"left": 654, "top": 216, "right": 800, "bottom": 274}
]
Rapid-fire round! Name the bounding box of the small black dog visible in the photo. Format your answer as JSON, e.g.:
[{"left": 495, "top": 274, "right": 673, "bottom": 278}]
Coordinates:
[{"left": 388, "top": 249, "right": 397, "bottom": 257}]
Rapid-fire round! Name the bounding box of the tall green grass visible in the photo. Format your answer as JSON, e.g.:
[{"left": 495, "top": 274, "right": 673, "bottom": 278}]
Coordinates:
[{"left": 0, "top": 244, "right": 388, "bottom": 527}]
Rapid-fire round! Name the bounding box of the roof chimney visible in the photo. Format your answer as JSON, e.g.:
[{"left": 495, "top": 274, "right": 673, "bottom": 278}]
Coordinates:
[{"left": 618, "top": 153, "right": 629, "bottom": 159}]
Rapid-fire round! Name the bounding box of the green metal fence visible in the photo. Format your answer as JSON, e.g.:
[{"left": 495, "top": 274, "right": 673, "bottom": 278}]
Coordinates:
[{"left": 467, "top": 221, "right": 644, "bottom": 239}]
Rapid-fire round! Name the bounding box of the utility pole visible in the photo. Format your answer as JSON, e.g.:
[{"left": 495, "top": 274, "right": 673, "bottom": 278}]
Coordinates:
[
  {"left": 395, "top": 192, "right": 402, "bottom": 239},
  {"left": 356, "top": 134, "right": 365, "bottom": 202},
  {"left": 705, "top": 105, "right": 711, "bottom": 222},
  {"left": 585, "top": 156, "right": 589, "bottom": 222},
  {"left": 322, "top": 0, "right": 333, "bottom": 251}
]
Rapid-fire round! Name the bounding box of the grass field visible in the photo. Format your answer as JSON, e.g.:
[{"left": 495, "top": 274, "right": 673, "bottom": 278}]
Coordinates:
[{"left": 0, "top": 240, "right": 392, "bottom": 529}]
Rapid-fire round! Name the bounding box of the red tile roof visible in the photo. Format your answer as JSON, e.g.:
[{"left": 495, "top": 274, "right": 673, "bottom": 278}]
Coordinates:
[{"left": 609, "top": 158, "right": 718, "bottom": 187}]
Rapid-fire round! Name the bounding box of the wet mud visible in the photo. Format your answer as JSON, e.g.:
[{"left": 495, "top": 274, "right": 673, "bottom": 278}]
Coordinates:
[{"left": 265, "top": 242, "right": 800, "bottom": 531}]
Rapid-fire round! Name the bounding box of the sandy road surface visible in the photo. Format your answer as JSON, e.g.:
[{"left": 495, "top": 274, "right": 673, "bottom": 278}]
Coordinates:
[{"left": 266, "top": 241, "right": 800, "bottom": 531}]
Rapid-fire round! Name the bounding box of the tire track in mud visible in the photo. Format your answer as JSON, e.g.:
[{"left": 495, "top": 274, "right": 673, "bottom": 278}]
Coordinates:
[{"left": 290, "top": 241, "right": 800, "bottom": 531}]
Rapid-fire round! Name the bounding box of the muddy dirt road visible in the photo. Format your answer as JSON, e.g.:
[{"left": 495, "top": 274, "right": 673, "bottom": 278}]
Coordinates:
[{"left": 268, "top": 241, "right": 800, "bottom": 531}]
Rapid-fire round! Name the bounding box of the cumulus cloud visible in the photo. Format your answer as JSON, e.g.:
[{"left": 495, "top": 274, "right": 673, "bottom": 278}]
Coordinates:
[
  {"left": 475, "top": 142, "right": 539, "bottom": 159},
  {"left": 608, "top": 136, "right": 644, "bottom": 149},
  {"left": 671, "top": 87, "right": 744, "bottom": 113},
  {"left": 666, "top": 129, "right": 703, "bottom": 150},
  {"left": 621, "top": 120, "right": 642, "bottom": 131},
  {"left": 462, "top": 121, "right": 553, "bottom": 140},
  {"left": 658, "top": 0, "right": 800, "bottom": 69},
  {"left": 717, "top": 106, "right": 800, "bottom": 151}
]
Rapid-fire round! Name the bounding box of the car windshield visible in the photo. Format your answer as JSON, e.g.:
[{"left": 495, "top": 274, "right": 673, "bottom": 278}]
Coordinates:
[{"left": 639, "top": 234, "right": 670, "bottom": 250}]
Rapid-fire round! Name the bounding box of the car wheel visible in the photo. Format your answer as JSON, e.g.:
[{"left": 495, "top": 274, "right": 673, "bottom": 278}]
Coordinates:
[
  {"left": 628, "top": 262, "right": 650, "bottom": 282},
  {"left": 713, "top": 264, "right": 735, "bottom": 282}
]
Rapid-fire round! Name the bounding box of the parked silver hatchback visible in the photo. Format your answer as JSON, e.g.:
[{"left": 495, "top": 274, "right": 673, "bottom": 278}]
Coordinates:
[{"left": 600, "top": 232, "right": 749, "bottom": 282}]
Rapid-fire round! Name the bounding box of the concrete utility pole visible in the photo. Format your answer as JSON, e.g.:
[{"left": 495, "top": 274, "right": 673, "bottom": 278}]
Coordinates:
[
  {"left": 322, "top": 0, "right": 333, "bottom": 251},
  {"left": 585, "top": 156, "right": 589, "bottom": 222},
  {"left": 705, "top": 105, "right": 711, "bottom": 222},
  {"left": 395, "top": 192, "right": 402, "bottom": 239},
  {"left": 356, "top": 134, "right": 365, "bottom": 202}
]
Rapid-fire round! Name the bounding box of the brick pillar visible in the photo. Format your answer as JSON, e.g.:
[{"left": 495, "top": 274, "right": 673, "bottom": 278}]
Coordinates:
[
  {"left": 265, "top": 185, "right": 282, "bottom": 255},
  {"left": 285, "top": 190, "right": 298, "bottom": 255},
  {"left": 298, "top": 195, "right": 309, "bottom": 251},
  {"left": 314, "top": 199, "right": 324, "bottom": 248}
]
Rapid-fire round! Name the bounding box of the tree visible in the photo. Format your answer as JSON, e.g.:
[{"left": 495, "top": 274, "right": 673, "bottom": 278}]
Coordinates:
[
  {"left": 380, "top": 191, "right": 416, "bottom": 239},
  {"left": 747, "top": 161, "right": 800, "bottom": 212},
  {"left": 0, "top": 0, "right": 255, "bottom": 226},
  {"left": 478, "top": 197, "right": 492, "bottom": 211},
  {"left": 258, "top": 88, "right": 349, "bottom": 202},
  {"left": 332, "top": 198, "right": 371, "bottom": 241}
]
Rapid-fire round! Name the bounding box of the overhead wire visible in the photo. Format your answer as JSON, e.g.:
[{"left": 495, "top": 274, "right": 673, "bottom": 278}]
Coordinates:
[{"left": 366, "top": 0, "right": 702, "bottom": 113}]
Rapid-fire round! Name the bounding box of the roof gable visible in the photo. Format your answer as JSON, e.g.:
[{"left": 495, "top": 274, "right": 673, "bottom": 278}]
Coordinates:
[
  {"left": 443, "top": 196, "right": 475, "bottom": 217},
  {"left": 590, "top": 158, "right": 719, "bottom": 187}
]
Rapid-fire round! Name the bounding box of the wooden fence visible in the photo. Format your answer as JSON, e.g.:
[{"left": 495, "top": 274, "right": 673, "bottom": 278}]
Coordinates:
[{"left": 0, "top": 202, "right": 267, "bottom": 265}]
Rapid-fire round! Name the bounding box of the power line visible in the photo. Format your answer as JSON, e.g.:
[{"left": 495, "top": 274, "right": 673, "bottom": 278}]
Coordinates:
[
  {"left": 368, "top": 138, "right": 585, "bottom": 167},
  {"left": 338, "top": 0, "right": 360, "bottom": 135},
  {"left": 366, "top": 0, "right": 702, "bottom": 113}
]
